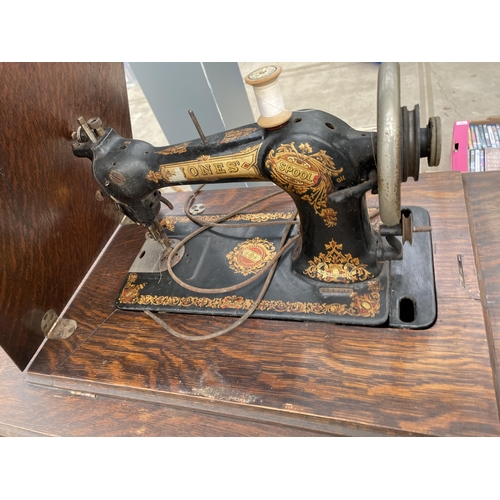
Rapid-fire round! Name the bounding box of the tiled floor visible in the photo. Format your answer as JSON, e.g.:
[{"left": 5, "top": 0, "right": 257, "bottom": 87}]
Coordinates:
[{"left": 127, "top": 62, "right": 500, "bottom": 174}]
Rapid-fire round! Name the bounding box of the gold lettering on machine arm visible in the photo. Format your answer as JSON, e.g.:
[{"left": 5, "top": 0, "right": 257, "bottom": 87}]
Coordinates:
[{"left": 146, "top": 144, "right": 263, "bottom": 183}]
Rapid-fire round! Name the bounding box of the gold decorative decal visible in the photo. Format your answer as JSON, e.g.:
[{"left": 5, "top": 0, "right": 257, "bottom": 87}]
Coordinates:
[
  {"left": 161, "top": 217, "right": 176, "bottom": 232},
  {"left": 119, "top": 274, "right": 146, "bottom": 303},
  {"left": 155, "top": 142, "right": 190, "bottom": 156},
  {"left": 147, "top": 170, "right": 169, "bottom": 183},
  {"left": 160, "top": 212, "right": 295, "bottom": 232},
  {"left": 147, "top": 144, "right": 263, "bottom": 184},
  {"left": 160, "top": 210, "right": 378, "bottom": 234},
  {"left": 220, "top": 127, "right": 258, "bottom": 144},
  {"left": 226, "top": 237, "right": 276, "bottom": 276},
  {"left": 348, "top": 281, "right": 381, "bottom": 317},
  {"left": 304, "top": 239, "right": 374, "bottom": 283},
  {"left": 265, "top": 142, "right": 342, "bottom": 227},
  {"left": 118, "top": 275, "right": 381, "bottom": 318}
]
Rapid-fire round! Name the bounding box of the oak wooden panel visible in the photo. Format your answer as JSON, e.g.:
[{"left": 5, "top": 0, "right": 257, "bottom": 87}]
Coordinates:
[
  {"left": 462, "top": 172, "right": 500, "bottom": 414},
  {"left": 27, "top": 172, "right": 500, "bottom": 435},
  {"left": 463, "top": 173, "right": 500, "bottom": 288},
  {"left": 0, "top": 63, "right": 131, "bottom": 369},
  {"left": 0, "top": 349, "right": 321, "bottom": 437}
]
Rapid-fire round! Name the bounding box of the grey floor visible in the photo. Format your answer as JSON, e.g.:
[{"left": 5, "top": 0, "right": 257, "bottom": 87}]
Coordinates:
[{"left": 127, "top": 62, "right": 500, "bottom": 176}]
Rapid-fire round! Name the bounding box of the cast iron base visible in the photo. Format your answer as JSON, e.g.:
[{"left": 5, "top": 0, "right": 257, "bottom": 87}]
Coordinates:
[{"left": 117, "top": 207, "right": 435, "bottom": 329}]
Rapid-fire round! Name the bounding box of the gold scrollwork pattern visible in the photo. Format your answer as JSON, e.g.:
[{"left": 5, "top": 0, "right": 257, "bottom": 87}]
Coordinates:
[
  {"left": 118, "top": 274, "right": 381, "bottom": 318},
  {"left": 265, "top": 142, "right": 343, "bottom": 227},
  {"left": 220, "top": 127, "right": 258, "bottom": 144},
  {"left": 226, "top": 237, "right": 276, "bottom": 276},
  {"left": 303, "top": 239, "right": 374, "bottom": 283},
  {"left": 160, "top": 210, "right": 379, "bottom": 234},
  {"left": 118, "top": 274, "right": 146, "bottom": 303},
  {"left": 146, "top": 170, "right": 170, "bottom": 183},
  {"left": 155, "top": 142, "right": 190, "bottom": 156},
  {"left": 348, "top": 280, "right": 381, "bottom": 317},
  {"left": 160, "top": 212, "right": 295, "bottom": 232}
]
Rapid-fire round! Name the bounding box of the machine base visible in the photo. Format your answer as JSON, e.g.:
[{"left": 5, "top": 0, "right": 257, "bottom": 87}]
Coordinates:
[{"left": 117, "top": 207, "right": 436, "bottom": 329}]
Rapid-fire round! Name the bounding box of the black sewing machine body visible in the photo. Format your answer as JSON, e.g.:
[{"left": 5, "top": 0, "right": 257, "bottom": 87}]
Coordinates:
[{"left": 72, "top": 64, "right": 439, "bottom": 329}]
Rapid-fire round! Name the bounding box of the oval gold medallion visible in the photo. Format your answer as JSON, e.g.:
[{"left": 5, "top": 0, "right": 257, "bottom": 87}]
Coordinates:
[{"left": 226, "top": 237, "right": 276, "bottom": 276}]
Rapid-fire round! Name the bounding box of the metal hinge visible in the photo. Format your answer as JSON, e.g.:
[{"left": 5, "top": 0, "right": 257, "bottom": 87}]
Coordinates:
[{"left": 41, "top": 309, "right": 77, "bottom": 339}]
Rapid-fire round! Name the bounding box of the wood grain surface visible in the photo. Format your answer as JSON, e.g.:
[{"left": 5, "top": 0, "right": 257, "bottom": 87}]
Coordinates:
[
  {"left": 0, "top": 63, "right": 131, "bottom": 370},
  {"left": 463, "top": 172, "right": 500, "bottom": 416},
  {"left": 24, "top": 171, "right": 500, "bottom": 436},
  {"left": 0, "top": 348, "right": 324, "bottom": 437}
]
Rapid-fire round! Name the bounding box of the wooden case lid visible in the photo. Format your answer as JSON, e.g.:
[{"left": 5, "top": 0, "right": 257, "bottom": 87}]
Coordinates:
[{"left": 0, "top": 63, "right": 132, "bottom": 370}]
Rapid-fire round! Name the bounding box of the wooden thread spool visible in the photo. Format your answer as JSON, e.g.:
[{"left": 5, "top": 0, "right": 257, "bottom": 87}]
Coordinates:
[{"left": 245, "top": 65, "right": 292, "bottom": 129}]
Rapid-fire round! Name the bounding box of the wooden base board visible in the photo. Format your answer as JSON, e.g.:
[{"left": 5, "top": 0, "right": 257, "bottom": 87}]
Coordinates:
[{"left": 26, "top": 172, "right": 500, "bottom": 436}]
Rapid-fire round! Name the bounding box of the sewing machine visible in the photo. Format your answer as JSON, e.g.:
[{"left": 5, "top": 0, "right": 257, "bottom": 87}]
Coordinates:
[
  {"left": 4, "top": 61, "right": 500, "bottom": 437},
  {"left": 72, "top": 62, "right": 441, "bottom": 331}
]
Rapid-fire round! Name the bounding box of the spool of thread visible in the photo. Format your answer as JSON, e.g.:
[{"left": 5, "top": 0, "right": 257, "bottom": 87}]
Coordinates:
[{"left": 245, "top": 65, "right": 292, "bottom": 129}]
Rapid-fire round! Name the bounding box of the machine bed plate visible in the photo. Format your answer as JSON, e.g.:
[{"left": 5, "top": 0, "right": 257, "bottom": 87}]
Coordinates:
[{"left": 117, "top": 207, "right": 435, "bottom": 329}]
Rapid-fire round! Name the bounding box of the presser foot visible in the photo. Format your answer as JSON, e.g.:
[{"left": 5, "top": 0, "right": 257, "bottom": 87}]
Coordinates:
[{"left": 116, "top": 207, "right": 436, "bottom": 329}]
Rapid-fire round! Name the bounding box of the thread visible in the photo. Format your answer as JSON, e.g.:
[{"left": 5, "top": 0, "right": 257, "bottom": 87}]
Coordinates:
[{"left": 253, "top": 79, "right": 286, "bottom": 118}]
